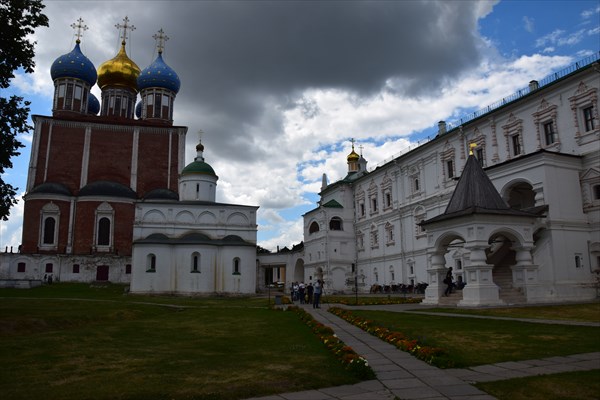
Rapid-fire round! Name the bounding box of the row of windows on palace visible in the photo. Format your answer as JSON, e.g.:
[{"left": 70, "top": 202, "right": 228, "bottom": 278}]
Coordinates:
[
  {"left": 309, "top": 183, "right": 600, "bottom": 257},
  {"left": 308, "top": 102, "right": 598, "bottom": 230}
]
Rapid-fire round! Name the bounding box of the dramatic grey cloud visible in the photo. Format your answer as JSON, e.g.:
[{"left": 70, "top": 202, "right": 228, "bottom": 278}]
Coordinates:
[{"left": 35, "top": 1, "right": 491, "bottom": 160}]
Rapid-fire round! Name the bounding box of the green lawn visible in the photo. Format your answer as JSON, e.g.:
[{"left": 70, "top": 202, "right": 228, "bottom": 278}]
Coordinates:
[
  {"left": 475, "top": 369, "right": 600, "bottom": 400},
  {"left": 350, "top": 309, "right": 600, "bottom": 367},
  {"left": 0, "top": 284, "right": 359, "bottom": 400},
  {"left": 423, "top": 302, "right": 600, "bottom": 323}
]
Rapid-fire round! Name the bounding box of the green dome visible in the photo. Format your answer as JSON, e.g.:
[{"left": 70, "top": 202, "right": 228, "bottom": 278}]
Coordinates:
[{"left": 181, "top": 160, "right": 217, "bottom": 176}]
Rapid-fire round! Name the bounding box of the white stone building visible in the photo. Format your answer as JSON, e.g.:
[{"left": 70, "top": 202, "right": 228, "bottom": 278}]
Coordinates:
[
  {"left": 301, "top": 55, "right": 600, "bottom": 305},
  {"left": 130, "top": 141, "right": 259, "bottom": 295}
]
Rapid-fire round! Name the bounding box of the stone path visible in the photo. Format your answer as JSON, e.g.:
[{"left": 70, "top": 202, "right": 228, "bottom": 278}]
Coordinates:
[{"left": 247, "top": 303, "right": 600, "bottom": 400}]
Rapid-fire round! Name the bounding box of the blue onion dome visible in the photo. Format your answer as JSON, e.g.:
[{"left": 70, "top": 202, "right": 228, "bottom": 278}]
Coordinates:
[
  {"left": 135, "top": 101, "right": 142, "bottom": 118},
  {"left": 50, "top": 42, "right": 97, "bottom": 86},
  {"left": 87, "top": 92, "right": 100, "bottom": 115},
  {"left": 137, "top": 53, "right": 181, "bottom": 93}
]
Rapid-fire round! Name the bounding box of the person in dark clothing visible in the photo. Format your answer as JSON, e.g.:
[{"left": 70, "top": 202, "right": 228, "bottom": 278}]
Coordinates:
[
  {"left": 306, "top": 283, "right": 314, "bottom": 304},
  {"left": 444, "top": 267, "right": 453, "bottom": 296}
]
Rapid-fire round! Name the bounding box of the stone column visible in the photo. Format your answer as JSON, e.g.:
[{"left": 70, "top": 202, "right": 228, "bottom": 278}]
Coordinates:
[
  {"left": 511, "top": 245, "right": 539, "bottom": 301},
  {"left": 423, "top": 251, "right": 447, "bottom": 305},
  {"left": 459, "top": 245, "right": 502, "bottom": 306}
]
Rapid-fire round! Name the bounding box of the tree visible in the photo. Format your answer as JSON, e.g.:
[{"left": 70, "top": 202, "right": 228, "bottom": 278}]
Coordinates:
[{"left": 0, "top": 0, "right": 48, "bottom": 220}]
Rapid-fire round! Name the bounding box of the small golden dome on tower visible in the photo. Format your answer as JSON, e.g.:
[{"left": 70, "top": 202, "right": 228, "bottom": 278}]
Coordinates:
[
  {"left": 347, "top": 139, "right": 360, "bottom": 162},
  {"left": 97, "top": 42, "right": 141, "bottom": 91}
]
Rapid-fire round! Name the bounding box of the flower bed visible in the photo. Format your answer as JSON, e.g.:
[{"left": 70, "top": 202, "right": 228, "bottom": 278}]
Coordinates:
[
  {"left": 328, "top": 307, "right": 454, "bottom": 368},
  {"left": 326, "top": 296, "right": 422, "bottom": 306},
  {"left": 286, "top": 306, "right": 375, "bottom": 379}
]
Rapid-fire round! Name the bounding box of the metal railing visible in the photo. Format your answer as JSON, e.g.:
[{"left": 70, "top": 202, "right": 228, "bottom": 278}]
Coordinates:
[{"left": 368, "top": 51, "right": 600, "bottom": 171}]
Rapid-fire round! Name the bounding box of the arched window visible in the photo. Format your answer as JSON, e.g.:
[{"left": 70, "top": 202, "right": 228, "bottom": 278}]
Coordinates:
[
  {"left": 40, "top": 202, "right": 60, "bottom": 249},
  {"left": 309, "top": 221, "right": 320, "bottom": 234},
  {"left": 329, "top": 217, "right": 342, "bottom": 231},
  {"left": 94, "top": 202, "right": 114, "bottom": 251},
  {"left": 191, "top": 252, "right": 200, "bottom": 273},
  {"left": 507, "top": 182, "right": 535, "bottom": 209},
  {"left": 43, "top": 217, "right": 56, "bottom": 245},
  {"left": 97, "top": 217, "right": 110, "bottom": 246},
  {"left": 147, "top": 254, "right": 156, "bottom": 272},
  {"left": 233, "top": 258, "right": 241, "bottom": 275}
]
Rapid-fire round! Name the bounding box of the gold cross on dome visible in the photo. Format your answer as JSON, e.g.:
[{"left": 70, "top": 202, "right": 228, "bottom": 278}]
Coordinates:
[
  {"left": 115, "top": 16, "right": 136, "bottom": 43},
  {"left": 153, "top": 29, "right": 169, "bottom": 54},
  {"left": 350, "top": 137, "right": 355, "bottom": 150},
  {"left": 70, "top": 17, "right": 88, "bottom": 43}
]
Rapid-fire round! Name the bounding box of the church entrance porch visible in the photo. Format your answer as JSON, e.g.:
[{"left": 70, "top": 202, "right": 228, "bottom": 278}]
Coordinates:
[{"left": 422, "top": 224, "right": 539, "bottom": 307}]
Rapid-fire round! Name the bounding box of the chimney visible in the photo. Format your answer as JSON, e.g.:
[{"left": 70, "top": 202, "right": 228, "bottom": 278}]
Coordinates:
[
  {"left": 529, "top": 80, "right": 539, "bottom": 91},
  {"left": 438, "top": 121, "right": 447, "bottom": 135},
  {"left": 321, "top": 173, "right": 328, "bottom": 191}
]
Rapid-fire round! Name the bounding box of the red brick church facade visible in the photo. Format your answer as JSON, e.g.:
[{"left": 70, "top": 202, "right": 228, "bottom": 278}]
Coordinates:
[{"left": 17, "top": 18, "right": 185, "bottom": 281}]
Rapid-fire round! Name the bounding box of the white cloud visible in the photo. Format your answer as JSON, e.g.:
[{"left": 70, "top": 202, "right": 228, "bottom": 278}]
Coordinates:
[
  {"left": 523, "top": 16, "right": 535, "bottom": 33},
  {"left": 581, "top": 5, "right": 600, "bottom": 19}
]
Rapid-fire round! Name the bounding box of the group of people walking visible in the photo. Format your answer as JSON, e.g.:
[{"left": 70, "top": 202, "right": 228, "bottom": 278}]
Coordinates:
[{"left": 291, "top": 279, "right": 323, "bottom": 308}]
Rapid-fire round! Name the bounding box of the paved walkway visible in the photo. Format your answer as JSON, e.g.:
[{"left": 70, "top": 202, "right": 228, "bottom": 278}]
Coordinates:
[{"left": 247, "top": 303, "right": 600, "bottom": 400}]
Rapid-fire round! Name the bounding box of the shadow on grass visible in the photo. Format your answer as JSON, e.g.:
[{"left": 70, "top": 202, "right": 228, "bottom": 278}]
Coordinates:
[{"left": 0, "top": 284, "right": 363, "bottom": 400}]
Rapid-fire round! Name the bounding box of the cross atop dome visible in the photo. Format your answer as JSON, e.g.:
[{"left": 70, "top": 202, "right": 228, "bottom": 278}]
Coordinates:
[
  {"left": 153, "top": 28, "right": 169, "bottom": 54},
  {"left": 196, "top": 130, "right": 205, "bottom": 153},
  {"left": 70, "top": 17, "right": 88, "bottom": 44},
  {"left": 115, "top": 16, "right": 136, "bottom": 44},
  {"left": 469, "top": 142, "right": 477, "bottom": 155}
]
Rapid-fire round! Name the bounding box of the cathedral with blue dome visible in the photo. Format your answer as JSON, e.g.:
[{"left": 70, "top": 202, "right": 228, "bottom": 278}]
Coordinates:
[{"left": 6, "top": 17, "right": 258, "bottom": 294}]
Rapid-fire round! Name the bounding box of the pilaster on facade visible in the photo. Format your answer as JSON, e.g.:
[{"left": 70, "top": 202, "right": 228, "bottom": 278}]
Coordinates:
[
  {"left": 80, "top": 125, "right": 92, "bottom": 189},
  {"left": 130, "top": 127, "right": 140, "bottom": 191},
  {"left": 27, "top": 118, "right": 44, "bottom": 192},
  {"left": 490, "top": 117, "right": 500, "bottom": 163}
]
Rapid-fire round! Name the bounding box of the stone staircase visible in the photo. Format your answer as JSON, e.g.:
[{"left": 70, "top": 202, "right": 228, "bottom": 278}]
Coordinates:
[
  {"left": 493, "top": 266, "right": 527, "bottom": 305},
  {"left": 437, "top": 289, "right": 463, "bottom": 306}
]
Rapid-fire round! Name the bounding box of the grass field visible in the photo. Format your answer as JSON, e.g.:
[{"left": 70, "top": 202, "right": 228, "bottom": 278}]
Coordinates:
[
  {"left": 350, "top": 308, "right": 600, "bottom": 367},
  {"left": 3, "top": 284, "right": 599, "bottom": 400},
  {"left": 475, "top": 369, "right": 600, "bottom": 400},
  {"left": 0, "top": 283, "right": 359, "bottom": 400},
  {"left": 423, "top": 302, "right": 600, "bottom": 323}
]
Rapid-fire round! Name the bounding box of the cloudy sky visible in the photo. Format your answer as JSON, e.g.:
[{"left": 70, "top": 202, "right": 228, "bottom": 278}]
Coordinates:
[{"left": 1, "top": 0, "right": 599, "bottom": 252}]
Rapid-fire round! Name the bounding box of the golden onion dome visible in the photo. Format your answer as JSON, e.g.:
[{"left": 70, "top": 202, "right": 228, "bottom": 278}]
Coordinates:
[
  {"left": 97, "top": 42, "right": 141, "bottom": 91},
  {"left": 347, "top": 148, "right": 360, "bottom": 162}
]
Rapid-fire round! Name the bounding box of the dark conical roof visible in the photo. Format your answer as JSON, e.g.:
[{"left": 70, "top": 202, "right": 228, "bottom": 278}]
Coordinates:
[
  {"left": 444, "top": 155, "right": 510, "bottom": 214},
  {"left": 422, "top": 155, "right": 540, "bottom": 225}
]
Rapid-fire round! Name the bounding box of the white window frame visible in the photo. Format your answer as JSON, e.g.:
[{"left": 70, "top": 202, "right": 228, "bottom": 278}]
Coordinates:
[
  {"left": 39, "top": 202, "right": 60, "bottom": 250},
  {"left": 94, "top": 202, "right": 114, "bottom": 252}
]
